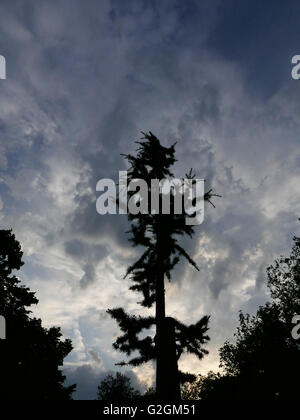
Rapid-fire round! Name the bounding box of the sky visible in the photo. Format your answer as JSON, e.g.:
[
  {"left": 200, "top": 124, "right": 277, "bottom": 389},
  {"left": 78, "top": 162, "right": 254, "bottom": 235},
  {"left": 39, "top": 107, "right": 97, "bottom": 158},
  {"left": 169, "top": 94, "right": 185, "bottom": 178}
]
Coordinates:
[{"left": 1, "top": 0, "right": 300, "bottom": 399}]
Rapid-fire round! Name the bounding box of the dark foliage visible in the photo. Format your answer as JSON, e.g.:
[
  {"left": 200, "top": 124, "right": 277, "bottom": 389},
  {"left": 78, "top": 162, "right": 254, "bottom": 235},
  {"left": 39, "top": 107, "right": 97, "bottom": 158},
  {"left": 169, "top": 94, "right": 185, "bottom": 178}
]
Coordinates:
[
  {"left": 97, "top": 372, "right": 140, "bottom": 401},
  {"left": 0, "top": 229, "right": 75, "bottom": 400},
  {"left": 185, "top": 232, "right": 300, "bottom": 400},
  {"left": 107, "top": 132, "right": 219, "bottom": 398}
]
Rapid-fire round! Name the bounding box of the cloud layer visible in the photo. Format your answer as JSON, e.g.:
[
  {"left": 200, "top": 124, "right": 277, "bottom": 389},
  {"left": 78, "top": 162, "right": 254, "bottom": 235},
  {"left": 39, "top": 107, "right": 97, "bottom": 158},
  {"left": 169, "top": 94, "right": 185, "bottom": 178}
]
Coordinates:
[{"left": 1, "top": 0, "right": 300, "bottom": 398}]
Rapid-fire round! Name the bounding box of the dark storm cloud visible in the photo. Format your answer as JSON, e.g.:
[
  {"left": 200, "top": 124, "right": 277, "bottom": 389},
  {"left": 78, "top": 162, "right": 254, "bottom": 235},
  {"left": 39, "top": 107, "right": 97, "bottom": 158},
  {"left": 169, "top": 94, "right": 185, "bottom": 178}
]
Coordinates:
[
  {"left": 64, "top": 239, "right": 109, "bottom": 288},
  {"left": 208, "top": 0, "right": 300, "bottom": 97},
  {"left": 87, "top": 348, "right": 102, "bottom": 366},
  {"left": 64, "top": 364, "right": 105, "bottom": 400}
]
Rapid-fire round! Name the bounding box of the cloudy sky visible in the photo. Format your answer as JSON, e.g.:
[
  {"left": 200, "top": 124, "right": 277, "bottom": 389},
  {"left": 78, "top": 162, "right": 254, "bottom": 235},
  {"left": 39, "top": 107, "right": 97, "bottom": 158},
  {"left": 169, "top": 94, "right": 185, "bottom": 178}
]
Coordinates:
[{"left": 1, "top": 0, "right": 300, "bottom": 399}]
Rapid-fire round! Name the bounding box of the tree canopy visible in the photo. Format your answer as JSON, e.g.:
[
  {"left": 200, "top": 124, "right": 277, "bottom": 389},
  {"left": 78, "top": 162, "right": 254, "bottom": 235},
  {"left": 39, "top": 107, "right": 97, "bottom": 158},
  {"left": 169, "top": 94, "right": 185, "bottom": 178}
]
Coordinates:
[
  {"left": 183, "top": 233, "right": 300, "bottom": 400},
  {"left": 0, "top": 229, "right": 75, "bottom": 400},
  {"left": 97, "top": 372, "right": 140, "bottom": 401},
  {"left": 108, "top": 132, "right": 218, "bottom": 398}
]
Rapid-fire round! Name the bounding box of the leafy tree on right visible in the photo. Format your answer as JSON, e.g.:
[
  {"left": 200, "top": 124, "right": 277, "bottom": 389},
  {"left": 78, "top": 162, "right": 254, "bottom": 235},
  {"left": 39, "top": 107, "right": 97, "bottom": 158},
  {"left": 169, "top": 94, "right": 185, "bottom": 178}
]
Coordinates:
[{"left": 182, "top": 231, "right": 300, "bottom": 400}]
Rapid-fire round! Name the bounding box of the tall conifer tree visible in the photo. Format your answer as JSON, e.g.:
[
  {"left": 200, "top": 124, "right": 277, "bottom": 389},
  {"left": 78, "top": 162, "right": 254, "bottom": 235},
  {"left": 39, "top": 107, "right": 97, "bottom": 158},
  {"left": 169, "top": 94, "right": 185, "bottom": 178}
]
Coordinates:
[{"left": 108, "top": 132, "right": 219, "bottom": 399}]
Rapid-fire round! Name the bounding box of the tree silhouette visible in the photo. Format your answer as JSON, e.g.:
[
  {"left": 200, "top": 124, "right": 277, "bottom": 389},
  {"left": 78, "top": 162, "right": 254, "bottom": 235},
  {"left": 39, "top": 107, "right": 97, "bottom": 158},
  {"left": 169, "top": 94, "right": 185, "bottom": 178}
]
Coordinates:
[
  {"left": 193, "top": 232, "right": 300, "bottom": 400},
  {"left": 0, "top": 229, "right": 75, "bottom": 400},
  {"left": 107, "top": 132, "right": 219, "bottom": 399},
  {"left": 97, "top": 372, "right": 140, "bottom": 401},
  {"left": 181, "top": 371, "right": 223, "bottom": 400}
]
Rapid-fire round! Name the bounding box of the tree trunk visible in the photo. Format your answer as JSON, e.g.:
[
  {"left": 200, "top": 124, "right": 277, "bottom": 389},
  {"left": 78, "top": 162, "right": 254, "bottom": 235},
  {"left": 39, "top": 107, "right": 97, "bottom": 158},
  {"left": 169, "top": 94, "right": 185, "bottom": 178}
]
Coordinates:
[
  {"left": 155, "top": 225, "right": 180, "bottom": 400},
  {"left": 155, "top": 267, "right": 166, "bottom": 398}
]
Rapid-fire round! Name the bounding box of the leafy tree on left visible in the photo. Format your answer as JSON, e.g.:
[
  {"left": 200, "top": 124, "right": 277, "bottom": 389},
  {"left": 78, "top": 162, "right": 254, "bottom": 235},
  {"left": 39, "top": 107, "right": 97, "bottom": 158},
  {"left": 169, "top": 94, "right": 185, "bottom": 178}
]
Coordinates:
[{"left": 0, "top": 229, "right": 75, "bottom": 400}]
